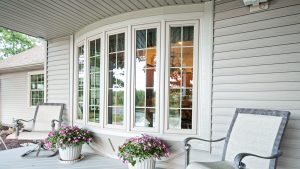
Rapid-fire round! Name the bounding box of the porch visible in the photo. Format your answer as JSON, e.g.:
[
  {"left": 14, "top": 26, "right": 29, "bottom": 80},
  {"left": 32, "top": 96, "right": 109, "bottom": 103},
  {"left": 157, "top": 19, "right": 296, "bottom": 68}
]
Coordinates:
[{"left": 1, "top": 0, "right": 300, "bottom": 168}]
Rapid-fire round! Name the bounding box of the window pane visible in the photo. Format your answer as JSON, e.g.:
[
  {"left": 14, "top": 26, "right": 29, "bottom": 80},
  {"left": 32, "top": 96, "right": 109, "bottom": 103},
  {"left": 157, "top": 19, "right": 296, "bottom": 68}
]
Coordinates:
[
  {"left": 108, "top": 107, "right": 124, "bottom": 125},
  {"left": 117, "top": 52, "right": 125, "bottom": 69},
  {"left": 117, "top": 33, "right": 125, "bottom": 51},
  {"left": 145, "top": 108, "right": 155, "bottom": 127},
  {"left": 77, "top": 45, "right": 84, "bottom": 120},
  {"left": 182, "top": 89, "right": 192, "bottom": 108},
  {"left": 134, "top": 28, "right": 157, "bottom": 128},
  {"left": 183, "top": 26, "right": 194, "bottom": 46},
  {"left": 89, "top": 39, "right": 101, "bottom": 123},
  {"left": 170, "top": 27, "right": 181, "bottom": 47},
  {"left": 146, "top": 48, "right": 156, "bottom": 68},
  {"left": 169, "top": 89, "right": 180, "bottom": 108},
  {"left": 182, "top": 68, "right": 193, "bottom": 88},
  {"left": 170, "top": 48, "right": 181, "bottom": 67},
  {"left": 147, "top": 29, "right": 156, "bottom": 48},
  {"left": 146, "top": 89, "right": 155, "bottom": 107},
  {"left": 109, "top": 53, "right": 116, "bottom": 70},
  {"left": 181, "top": 109, "right": 192, "bottom": 129},
  {"left": 135, "top": 108, "right": 145, "bottom": 127},
  {"left": 136, "top": 50, "right": 146, "bottom": 69},
  {"left": 168, "top": 25, "right": 194, "bottom": 130},
  {"left": 136, "top": 30, "right": 146, "bottom": 49},
  {"left": 135, "top": 89, "right": 145, "bottom": 107},
  {"left": 90, "top": 40, "right": 95, "bottom": 56},
  {"left": 169, "top": 109, "right": 180, "bottom": 129},
  {"left": 109, "top": 35, "right": 116, "bottom": 52},
  {"left": 107, "top": 33, "right": 125, "bottom": 125},
  {"left": 182, "top": 47, "right": 193, "bottom": 67},
  {"left": 146, "top": 69, "right": 156, "bottom": 88}
]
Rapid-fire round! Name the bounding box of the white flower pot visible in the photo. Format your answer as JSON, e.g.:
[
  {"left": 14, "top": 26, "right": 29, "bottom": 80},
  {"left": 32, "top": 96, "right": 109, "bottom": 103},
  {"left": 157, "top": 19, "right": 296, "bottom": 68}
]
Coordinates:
[
  {"left": 59, "top": 145, "right": 82, "bottom": 161},
  {"left": 128, "top": 159, "right": 156, "bottom": 169}
]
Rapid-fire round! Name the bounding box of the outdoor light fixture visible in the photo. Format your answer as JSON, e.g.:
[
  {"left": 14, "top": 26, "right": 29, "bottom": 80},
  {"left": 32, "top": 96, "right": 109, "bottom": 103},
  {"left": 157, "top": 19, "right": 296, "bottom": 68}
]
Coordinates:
[{"left": 243, "top": 0, "right": 269, "bottom": 12}]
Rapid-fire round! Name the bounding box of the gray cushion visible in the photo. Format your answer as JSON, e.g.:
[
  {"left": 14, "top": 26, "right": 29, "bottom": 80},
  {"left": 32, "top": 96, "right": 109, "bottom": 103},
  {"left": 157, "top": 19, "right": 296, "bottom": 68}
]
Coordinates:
[{"left": 187, "top": 161, "right": 234, "bottom": 169}]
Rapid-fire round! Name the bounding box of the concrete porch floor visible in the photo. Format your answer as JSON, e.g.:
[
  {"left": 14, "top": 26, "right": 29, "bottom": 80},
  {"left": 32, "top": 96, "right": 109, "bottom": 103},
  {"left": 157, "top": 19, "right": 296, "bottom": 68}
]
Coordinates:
[{"left": 0, "top": 146, "right": 127, "bottom": 169}]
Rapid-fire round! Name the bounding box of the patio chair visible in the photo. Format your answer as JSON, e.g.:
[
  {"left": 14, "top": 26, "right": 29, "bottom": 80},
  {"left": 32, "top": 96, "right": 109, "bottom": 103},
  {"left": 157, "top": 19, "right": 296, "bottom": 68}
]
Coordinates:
[
  {"left": 6, "top": 103, "right": 64, "bottom": 157},
  {"left": 184, "top": 108, "right": 290, "bottom": 169}
]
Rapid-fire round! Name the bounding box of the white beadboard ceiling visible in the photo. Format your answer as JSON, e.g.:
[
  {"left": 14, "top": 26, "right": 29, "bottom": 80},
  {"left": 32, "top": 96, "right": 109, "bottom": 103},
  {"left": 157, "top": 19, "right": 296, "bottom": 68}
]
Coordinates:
[{"left": 0, "top": 0, "right": 210, "bottom": 40}]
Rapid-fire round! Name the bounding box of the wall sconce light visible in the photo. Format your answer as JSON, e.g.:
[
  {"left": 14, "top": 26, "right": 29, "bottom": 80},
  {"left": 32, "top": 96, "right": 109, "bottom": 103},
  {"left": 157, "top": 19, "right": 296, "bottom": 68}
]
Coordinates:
[{"left": 243, "top": 0, "right": 269, "bottom": 12}]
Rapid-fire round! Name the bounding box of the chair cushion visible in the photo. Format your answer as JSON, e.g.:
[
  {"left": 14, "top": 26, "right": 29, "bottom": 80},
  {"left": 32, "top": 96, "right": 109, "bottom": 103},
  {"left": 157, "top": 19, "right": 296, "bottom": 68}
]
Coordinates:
[
  {"left": 187, "top": 161, "right": 234, "bottom": 169},
  {"left": 7, "top": 131, "right": 49, "bottom": 140}
]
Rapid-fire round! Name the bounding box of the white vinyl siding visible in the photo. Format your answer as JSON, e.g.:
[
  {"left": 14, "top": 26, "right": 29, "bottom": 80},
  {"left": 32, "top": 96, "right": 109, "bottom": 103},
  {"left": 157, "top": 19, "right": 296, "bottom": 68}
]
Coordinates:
[
  {"left": 0, "top": 70, "right": 42, "bottom": 126},
  {"left": 47, "top": 36, "right": 70, "bottom": 123},
  {"left": 212, "top": 0, "right": 300, "bottom": 168}
]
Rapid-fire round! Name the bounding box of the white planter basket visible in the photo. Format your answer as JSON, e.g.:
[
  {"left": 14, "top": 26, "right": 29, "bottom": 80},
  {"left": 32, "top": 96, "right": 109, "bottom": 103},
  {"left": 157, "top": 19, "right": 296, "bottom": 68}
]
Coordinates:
[
  {"left": 128, "top": 159, "right": 156, "bottom": 169},
  {"left": 59, "top": 145, "right": 82, "bottom": 161}
]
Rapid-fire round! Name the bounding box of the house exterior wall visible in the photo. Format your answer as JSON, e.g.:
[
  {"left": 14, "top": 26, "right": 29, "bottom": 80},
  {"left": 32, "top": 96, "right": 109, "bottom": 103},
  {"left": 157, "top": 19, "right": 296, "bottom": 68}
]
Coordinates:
[
  {"left": 0, "top": 70, "right": 42, "bottom": 126},
  {"left": 212, "top": 0, "right": 300, "bottom": 168},
  {"left": 46, "top": 36, "right": 70, "bottom": 123}
]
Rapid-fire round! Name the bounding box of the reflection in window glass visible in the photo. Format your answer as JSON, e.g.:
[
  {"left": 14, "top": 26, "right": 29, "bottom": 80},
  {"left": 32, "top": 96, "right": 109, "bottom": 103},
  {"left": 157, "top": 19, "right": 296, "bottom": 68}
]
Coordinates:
[
  {"left": 169, "top": 26, "right": 194, "bottom": 130},
  {"left": 89, "top": 38, "right": 101, "bottom": 123},
  {"left": 77, "top": 45, "right": 84, "bottom": 120},
  {"left": 135, "top": 28, "right": 157, "bottom": 128},
  {"left": 108, "top": 33, "right": 125, "bottom": 125},
  {"left": 30, "top": 74, "right": 44, "bottom": 106}
]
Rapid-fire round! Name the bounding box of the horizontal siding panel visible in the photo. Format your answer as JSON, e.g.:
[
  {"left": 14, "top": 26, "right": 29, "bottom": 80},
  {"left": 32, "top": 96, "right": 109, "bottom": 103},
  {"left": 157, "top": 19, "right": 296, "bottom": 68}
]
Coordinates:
[
  {"left": 215, "top": 0, "right": 244, "bottom": 13},
  {"left": 214, "top": 33, "right": 300, "bottom": 53},
  {"left": 48, "top": 50, "right": 69, "bottom": 57},
  {"left": 214, "top": 53, "right": 300, "bottom": 68},
  {"left": 47, "top": 54, "right": 69, "bottom": 62},
  {"left": 213, "top": 72, "right": 300, "bottom": 84},
  {"left": 213, "top": 82, "right": 300, "bottom": 92},
  {"left": 215, "top": 0, "right": 300, "bottom": 21},
  {"left": 215, "top": 23, "right": 300, "bottom": 44},
  {"left": 47, "top": 64, "right": 69, "bottom": 71},
  {"left": 47, "top": 44, "right": 69, "bottom": 53},
  {"left": 215, "top": 4, "right": 300, "bottom": 29},
  {"left": 47, "top": 59, "right": 69, "bottom": 67},
  {"left": 48, "top": 38, "right": 69, "bottom": 48},
  {"left": 213, "top": 91, "right": 300, "bottom": 101},
  {"left": 47, "top": 74, "right": 69, "bottom": 80},
  {"left": 214, "top": 62, "right": 300, "bottom": 76},
  {"left": 214, "top": 43, "right": 300, "bottom": 60},
  {"left": 212, "top": 100, "right": 300, "bottom": 109},
  {"left": 215, "top": 13, "right": 300, "bottom": 37},
  {"left": 47, "top": 80, "right": 69, "bottom": 86}
]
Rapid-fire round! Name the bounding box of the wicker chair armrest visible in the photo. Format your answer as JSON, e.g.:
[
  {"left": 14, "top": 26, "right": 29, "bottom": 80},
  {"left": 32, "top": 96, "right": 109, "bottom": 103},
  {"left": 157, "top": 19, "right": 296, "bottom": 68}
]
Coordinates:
[{"left": 233, "top": 150, "right": 283, "bottom": 169}]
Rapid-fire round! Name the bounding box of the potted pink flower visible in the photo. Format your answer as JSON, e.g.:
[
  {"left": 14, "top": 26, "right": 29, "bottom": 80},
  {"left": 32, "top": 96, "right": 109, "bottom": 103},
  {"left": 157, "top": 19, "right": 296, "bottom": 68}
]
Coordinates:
[
  {"left": 45, "top": 126, "right": 93, "bottom": 161},
  {"left": 118, "top": 134, "right": 170, "bottom": 169}
]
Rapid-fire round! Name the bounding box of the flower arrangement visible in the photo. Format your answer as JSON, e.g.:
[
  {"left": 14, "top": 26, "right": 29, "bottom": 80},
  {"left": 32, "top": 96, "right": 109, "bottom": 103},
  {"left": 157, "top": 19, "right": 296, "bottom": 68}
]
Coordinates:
[
  {"left": 44, "top": 126, "right": 93, "bottom": 150},
  {"left": 118, "top": 134, "right": 170, "bottom": 166}
]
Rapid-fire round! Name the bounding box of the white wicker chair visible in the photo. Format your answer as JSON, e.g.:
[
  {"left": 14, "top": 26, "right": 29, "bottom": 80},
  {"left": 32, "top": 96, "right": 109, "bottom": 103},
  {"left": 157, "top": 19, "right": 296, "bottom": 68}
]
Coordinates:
[
  {"left": 6, "top": 103, "right": 64, "bottom": 157},
  {"left": 184, "top": 108, "right": 290, "bottom": 169}
]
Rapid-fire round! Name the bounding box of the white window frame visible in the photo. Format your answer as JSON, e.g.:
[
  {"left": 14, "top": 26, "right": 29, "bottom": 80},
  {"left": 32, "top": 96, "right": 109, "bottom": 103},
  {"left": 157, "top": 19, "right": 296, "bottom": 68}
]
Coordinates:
[
  {"left": 104, "top": 28, "right": 128, "bottom": 130},
  {"left": 28, "top": 70, "right": 45, "bottom": 108},
  {"left": 130, "top": 23, "right": 161, "bottom": 133},
  {"left": 86, "top": 34, "right": 103, "bottom": 127},
  {"left": 164, "top": 20, "right": 199, "bottom": 135},
  {"left": 74, "top": 40, "right": 86, "bottom": 124}
]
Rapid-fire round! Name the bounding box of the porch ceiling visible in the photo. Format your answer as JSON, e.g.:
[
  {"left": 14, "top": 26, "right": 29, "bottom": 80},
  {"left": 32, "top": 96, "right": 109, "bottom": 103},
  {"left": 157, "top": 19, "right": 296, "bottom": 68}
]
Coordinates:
[{"left": 0, "top": 0, "right": 210, "bottom": 40}]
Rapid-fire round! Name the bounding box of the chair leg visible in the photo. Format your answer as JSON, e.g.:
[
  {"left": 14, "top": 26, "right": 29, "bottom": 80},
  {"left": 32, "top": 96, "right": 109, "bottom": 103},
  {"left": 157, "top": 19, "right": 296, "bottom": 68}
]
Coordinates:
[
  {"left": 36, "top": 142, "right": 42, "bottom": 157},
  {"left": 21, "top": 145, "right": 38, "bottom": 157},
  {"left": 0, "top": 137, "right": 8, "bottom": 150}
]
